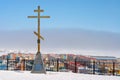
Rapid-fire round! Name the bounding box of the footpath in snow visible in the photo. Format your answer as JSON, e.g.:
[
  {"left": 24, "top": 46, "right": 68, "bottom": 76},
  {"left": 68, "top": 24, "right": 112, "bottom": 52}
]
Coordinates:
[{"left": 0, "top": 70, "right": 119, "bottom": 80}]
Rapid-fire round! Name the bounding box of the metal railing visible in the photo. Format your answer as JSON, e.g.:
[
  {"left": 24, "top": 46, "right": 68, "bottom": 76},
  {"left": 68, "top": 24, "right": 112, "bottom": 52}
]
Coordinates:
[{"left": 0, "top": 58, "right": 120, "bottom": 76}]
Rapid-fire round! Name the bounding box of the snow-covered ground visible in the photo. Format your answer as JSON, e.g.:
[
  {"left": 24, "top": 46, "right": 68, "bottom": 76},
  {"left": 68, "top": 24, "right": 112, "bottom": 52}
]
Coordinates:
[{"left": 0, "top": 70, "right": 119, "bottom": 80}]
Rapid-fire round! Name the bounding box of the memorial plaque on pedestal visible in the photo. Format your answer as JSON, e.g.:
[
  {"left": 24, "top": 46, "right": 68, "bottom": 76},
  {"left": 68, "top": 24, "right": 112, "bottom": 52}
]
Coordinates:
[{"left": 31, "top": 52, "right": 46, "bottom": 73}]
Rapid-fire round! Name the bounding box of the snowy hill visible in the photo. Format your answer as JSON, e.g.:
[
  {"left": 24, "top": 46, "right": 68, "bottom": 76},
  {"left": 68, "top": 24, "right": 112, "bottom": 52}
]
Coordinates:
[{"left": 0, "top": 71, "right": 119, "bottom": 80}]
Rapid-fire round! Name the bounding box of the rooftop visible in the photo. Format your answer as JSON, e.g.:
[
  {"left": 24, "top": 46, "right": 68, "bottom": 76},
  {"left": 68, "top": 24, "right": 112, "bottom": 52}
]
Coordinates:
[{"left": 91, "top": 56, "right": 117, "bottom": 60}]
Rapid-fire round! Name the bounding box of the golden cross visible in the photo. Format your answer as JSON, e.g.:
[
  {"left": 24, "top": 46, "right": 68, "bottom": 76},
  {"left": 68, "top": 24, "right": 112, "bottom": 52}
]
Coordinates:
[{"left": 28, "top": 6, "right": 50, "bottom": 53}]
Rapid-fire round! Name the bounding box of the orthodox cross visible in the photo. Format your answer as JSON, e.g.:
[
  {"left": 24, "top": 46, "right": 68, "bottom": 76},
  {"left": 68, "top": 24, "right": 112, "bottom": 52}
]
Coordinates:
[{"left": 28, "top": 6, "right": 50, "bottom": 53}]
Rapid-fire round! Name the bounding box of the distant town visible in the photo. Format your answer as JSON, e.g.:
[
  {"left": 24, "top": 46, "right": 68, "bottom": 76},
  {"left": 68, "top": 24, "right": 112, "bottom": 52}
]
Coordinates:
[{"left": 0, "top": 52, "right": 120, "bottom": 75}]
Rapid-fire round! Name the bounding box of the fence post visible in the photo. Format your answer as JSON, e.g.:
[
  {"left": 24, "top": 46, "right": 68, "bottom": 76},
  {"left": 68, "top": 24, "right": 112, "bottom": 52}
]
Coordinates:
[
  {"left": 113, "top": 62, "right": 115, "bottom": 76},
  {"left": 24, "top": 59, "right": 26, "bottom": 70},
  {"left": 6, "top": 58, "right": 9, "bottom": 70},
  {"left": 103, "top": 62, "right": 105, "bottom": 74},
  {"left": 66, "top": 60, "right": 68, "bottom": 70},
  {"left": 57, "top": 58, "right": 59, "bottom": 72},
  {"left": 23, "top": 59, "right": 25, "bottom": 71},
  {"left": 93, "top": 61, "right": 95, "bottom": 74},
  {"left": 75, "top": 58, "right": 77, "bottom": 73},
  {"left": 48, "top": 60, "right": 50, "bottom": 68},
  {"left": 52, "top": 59, "right": 54, "bottom": 65}
]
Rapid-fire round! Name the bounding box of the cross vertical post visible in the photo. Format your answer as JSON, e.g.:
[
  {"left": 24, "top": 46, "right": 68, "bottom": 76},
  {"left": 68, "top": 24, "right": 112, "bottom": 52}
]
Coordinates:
[{"left": 37, "top": 6, "right": 40, "bottom": 53}]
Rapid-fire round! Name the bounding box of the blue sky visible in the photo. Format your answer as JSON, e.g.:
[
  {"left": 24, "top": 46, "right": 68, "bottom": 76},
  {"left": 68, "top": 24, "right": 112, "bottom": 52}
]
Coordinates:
[
  {"left": 0, "top": 0, "right": 120, "bottom": 57},
  {"left": 0, "top": 0, "right": 120, "bottom": 32}
]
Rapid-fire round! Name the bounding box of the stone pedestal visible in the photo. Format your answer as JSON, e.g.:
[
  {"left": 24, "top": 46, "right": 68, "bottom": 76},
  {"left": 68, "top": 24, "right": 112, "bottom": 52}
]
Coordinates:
[{"left": 31, "top": 52, "right": 46, "bottom": 73}]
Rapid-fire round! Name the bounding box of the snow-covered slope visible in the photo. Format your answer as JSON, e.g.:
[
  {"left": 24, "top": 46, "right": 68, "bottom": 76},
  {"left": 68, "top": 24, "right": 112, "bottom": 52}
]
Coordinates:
[{"left": 0, "top": 70, "right": 119, "bottom": 80}]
